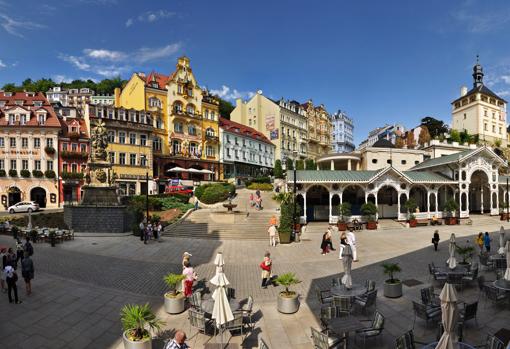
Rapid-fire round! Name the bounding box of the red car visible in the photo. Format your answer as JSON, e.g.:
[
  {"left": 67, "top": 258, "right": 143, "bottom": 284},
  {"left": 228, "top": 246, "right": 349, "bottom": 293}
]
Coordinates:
[{"left": 165, "top": 185, "right": 193, "bottom": 196}]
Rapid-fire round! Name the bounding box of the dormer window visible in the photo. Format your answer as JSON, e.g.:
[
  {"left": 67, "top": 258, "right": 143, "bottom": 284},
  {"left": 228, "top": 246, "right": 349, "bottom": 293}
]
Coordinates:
[
  {"left": 129, "top": 112, "right": 136, "bottom": 122},
  {"left": 37, "top": 114, "right": 46, "bottom": 125},
  {"left": 15, "top": 100, "right": 23, "bottom": 106},
  {"left": 108, "top": 109, "right": 114, "bottom": 119},
  {"left": 26, "top": 92, "right": 34, "bottom": 97},
  {"left": 8, "top": 114, "right": 15, "bottom": 125},
  {"left": 4, "top": 92, "right": 12, "bottom": 97},
  {"left": 140, "top": 113, "right": 146, "bottom": 124},
  {"left": 20, "top": 114, "right": 27, "bottom": 125},
  {"left": 151, "top": 82, "right": 159, "bottom": 88},
  {"left": 0, "top": 101, "right": 5, "bottom": 107},
  {"left": 33, "top": 101, "right": 43, "bottom": 107}
]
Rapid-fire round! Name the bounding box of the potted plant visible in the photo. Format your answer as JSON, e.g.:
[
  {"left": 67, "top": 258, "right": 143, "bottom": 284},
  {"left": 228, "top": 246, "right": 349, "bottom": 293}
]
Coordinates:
[
  {"left": 163, "top": 273, "right": 186, "bottom": 314},
  {"left": 443, "top": 199, "right": 459, "bottom": 225},
  {"left": 275, "top": 272, "right": 301, "bottom": 314},
  {"left": 337, "top": 202, "right": 351, "bottom": 231},
  {"left": 403, "top": 199, "right": 418, "bottom": 227},
  {"left": 49, "top": 230, "right": 56, "bottom": 247},
  {"left": 499, "top": 200, "right": 509, "bottom": 220},
  {"left": 44, "top": 146, "right": 55, "bottom": 155},
  {"left": 382, "top": 262, "right": 402, "bottom": 298},
  {"left": 361, "top": 202, "right": 378, "bottom": 230},
  {"left": 120, "top": 303, "right": 164, "bottom": 349},
  {"left": 456, "top": 245, "right": 475, "bottom": 266}
]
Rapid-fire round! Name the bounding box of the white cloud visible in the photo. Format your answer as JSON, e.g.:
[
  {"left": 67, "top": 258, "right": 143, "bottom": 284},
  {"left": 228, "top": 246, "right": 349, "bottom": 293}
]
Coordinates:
[
  {"left": 0, "top": 13, "right": 45, "bottom": 37},
  {"left": 126, "top": 10, "right": 175, "bottom": 28},
  {"left": 496, "top": 90, "right": 510, "bottom": 97},
  {"left": 59, "top": 54, "right": 91, "bottom": 70},
  {"left": 210, "top": 85, "right": 255, "bottom": 101},
  {"left": 84, "top": 49, "right": 126, "bottom": 61},
  {"left": 52, "top": 75, "right": 73, "bottom": 83},
  {"left": 136, "top": 44, "right": 181, "bottom": 63},
  {"left": 0, "top": 60, "right": 6, "bottom": 68},
  {"left": 451, "top": 1, "right": 510, "bottom": 33}
]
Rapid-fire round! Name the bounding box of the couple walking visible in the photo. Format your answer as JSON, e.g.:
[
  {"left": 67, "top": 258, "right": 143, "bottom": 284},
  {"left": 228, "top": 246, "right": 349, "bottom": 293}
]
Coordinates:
[{"left": 338, "top": 228, "right": 358, "bottom": 262}]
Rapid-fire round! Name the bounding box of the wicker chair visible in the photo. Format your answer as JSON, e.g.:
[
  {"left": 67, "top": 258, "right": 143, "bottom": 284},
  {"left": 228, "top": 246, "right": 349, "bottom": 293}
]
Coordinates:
[
  {"left": 354, "top": 290, "right": 377, "bottom": 315},
  {"left": 459, "top": 301, "right": 478, "bottom": 326},
  {"left": 395, "top": 330, "right": 427, "bottom": 349},
  {"left": 412, "top": 301, "right": 441, "bottom": 328},
  {"left": 316, "top": 286, "right": 333, "bottom": 305},
  {"left": 420, "top": 287, "right": 440, "bottom": 307},
  {"left": 311, "top": 327, "right": 344, "bottom": 349},
  {"left": 354, "top": 310, "right": 385, "bottom": 348},
  {"left": 332, "top": 296, "right": 352, "bottom": 316}
]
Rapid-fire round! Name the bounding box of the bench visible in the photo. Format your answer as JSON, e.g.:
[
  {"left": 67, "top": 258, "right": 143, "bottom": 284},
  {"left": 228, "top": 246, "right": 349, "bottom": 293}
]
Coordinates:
[{"left": 416, "top": 219, "right": 429, "bottom": 226}]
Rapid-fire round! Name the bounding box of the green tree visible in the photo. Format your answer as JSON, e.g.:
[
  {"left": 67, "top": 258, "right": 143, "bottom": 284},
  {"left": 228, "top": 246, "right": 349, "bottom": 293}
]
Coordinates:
[
  {"left": 421, "top": 116, "right": 449, "bottom": 138},
  {"left": 459, "top": 130, "right": 472, "bottom": 144},
  {"left": 449, "top": 129, "right": 461, "bottom": 143},
  {"left": 217, "top": 97, "right": 235, "bottom": 118},
  {"left": 274, "top": 160, "right": 283, "bottom": 179},
  {"left": 286, "top": 158, "right": 294, "bottom": 171},
  {"left": 305, "top": 159, "right": 315, "bottom": 170},
  {"left": 296, "top": 159, "right": 304, "bottom": 170},
  {"left": 418, "top": 126, "right": 431, "bottom": 146},
  {"left": 2, "top": 83, "right": 21, "bottom": 92}
]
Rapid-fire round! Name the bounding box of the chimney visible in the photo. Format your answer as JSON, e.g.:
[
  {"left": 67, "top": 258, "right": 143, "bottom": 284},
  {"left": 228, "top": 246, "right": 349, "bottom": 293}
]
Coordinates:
[{"left": 460, "top": 86, "right": 468, "bottom": 97}]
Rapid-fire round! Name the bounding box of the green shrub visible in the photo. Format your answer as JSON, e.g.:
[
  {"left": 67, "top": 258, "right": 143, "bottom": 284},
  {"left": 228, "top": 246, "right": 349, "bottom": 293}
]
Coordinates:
[
  {"left": 163, "top": 273, "right": 186, "bottom": 296},
  {"left": 44, "top": 170, "right": 56, "bottom": 178},
  {"left": 201, "top": 185, "right": 230, "bottom": 204},
  {"left": 279, "top": 196, "right": 301, "bottom": 234},
  {"left": 120, "top": 303, "right": 165, "bottom": 342},
  {"left": 274, "top": 160, "right": 283, "bottom": 178},
  {"left": 20, "top": 170, "right": 31, "bottom": 178},
  {"left": 61, "top": 172, "right": 84, "bottom": 180},
  {"left": 361, "top": 202, "right": 378, "bottom": 221},
  {"left": 0, "top": 169, "right": 6, "bottom": 177},
  {"left": 32, "top": 170, "right": 43, "bottom": 178},
  {"left": 247, "top": 183, "right": 273, "bottom": 191},
  {"left": 9, "top": 169, "right": 17, "bottom": 177},
  {"left": 275, "top": 272, "right": 301, "bottom": 296},
  {"left": 194, "top": 184, "right": 208, "bottom": 199}
]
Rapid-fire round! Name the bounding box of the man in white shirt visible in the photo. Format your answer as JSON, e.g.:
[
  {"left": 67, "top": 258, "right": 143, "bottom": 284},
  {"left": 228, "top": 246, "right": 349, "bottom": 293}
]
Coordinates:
[{"left": 346, "top": 228, "right": 358, "bottom": 261}]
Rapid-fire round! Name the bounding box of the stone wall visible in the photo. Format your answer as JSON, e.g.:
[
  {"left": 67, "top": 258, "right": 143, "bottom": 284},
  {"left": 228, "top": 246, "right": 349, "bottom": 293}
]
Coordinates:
[{"left": 64, "top": 205, "right": 132, "bottom": 233}]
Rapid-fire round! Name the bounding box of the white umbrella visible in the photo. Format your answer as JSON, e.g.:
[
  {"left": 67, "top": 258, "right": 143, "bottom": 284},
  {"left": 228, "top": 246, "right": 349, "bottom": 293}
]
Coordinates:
[
  {"left": 435, "top": 282, "right": 459, "bottom": 349},
  {"left": 447, "top": 233, "right": 457, "bottom": 270},
  {"left": 498, "top": 226, "right": 506, "bottom": 255},
  {"left": 200, "top": 169, "right": 214, "bottom": 174},
  {"left": 210, "top": 252, "right": 233, "bottom": 348},
  {"left": 504, "top": 241, "right": 510, "bottom": 281},
  {"left": 341, "top": 244, "right": 353, "bottom": 289},
  {"left": 166, "top": 167, "right": 187, "bottom": 172},
  {"left": 187, "top": 168, "right": 202, "bottom": 173}
]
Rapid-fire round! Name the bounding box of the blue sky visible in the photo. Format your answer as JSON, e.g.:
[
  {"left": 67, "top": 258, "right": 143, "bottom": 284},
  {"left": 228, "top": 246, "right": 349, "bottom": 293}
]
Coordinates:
[{"left": 1, "top": 0, "right": 510, "bottom": 145}]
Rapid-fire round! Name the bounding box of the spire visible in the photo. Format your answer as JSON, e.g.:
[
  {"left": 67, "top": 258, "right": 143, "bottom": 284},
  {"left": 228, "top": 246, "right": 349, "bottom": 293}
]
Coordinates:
[{"left": 472, "top": 55, "right": 484, "bottom": 88}]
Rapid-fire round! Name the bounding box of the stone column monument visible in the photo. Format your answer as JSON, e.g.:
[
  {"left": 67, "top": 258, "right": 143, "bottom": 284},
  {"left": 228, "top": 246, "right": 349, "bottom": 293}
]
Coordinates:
[{"left": 64, "top": 121, "right": 130, "bottom": 233}]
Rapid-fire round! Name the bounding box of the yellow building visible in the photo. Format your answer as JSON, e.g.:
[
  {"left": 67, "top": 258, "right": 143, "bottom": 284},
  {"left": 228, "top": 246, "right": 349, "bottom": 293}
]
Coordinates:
[
  {"left": 303, "top": 100, "right": 332, "bottom": 159},
  {"left": 84, "top": 104, "right": 154, "bottom": 196}
]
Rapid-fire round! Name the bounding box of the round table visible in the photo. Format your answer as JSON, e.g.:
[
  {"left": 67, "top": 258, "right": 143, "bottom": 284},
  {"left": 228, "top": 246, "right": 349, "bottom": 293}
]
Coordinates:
[
  {"left": 493, "top": 279, "right": 510, "bottom": 291},
  {"left": 421, "top": 342, "right": 475, "bottom": 349},
  {"left": 201, "top": 298, "right": 241, "bottom": 315},
  {"left": 330, "top": 284, "right": 365, "bottom": 297}
]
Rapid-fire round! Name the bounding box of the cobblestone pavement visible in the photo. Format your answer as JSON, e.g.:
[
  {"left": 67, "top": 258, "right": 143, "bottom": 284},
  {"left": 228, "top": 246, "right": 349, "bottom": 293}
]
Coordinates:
[{"left": 0, "top": 214, "right": 509, "bottom": 348}]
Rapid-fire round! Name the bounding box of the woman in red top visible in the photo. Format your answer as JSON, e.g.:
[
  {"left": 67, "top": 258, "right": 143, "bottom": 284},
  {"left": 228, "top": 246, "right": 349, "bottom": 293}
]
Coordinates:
[{"left": 260, "top": 252, "right": 272, "bottom": 288}]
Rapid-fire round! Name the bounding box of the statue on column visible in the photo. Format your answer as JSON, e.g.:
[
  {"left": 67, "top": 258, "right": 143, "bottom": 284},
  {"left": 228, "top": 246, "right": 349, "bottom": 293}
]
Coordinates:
[{"left": 90, "top": 120, "right": 109, "bottom": 162}]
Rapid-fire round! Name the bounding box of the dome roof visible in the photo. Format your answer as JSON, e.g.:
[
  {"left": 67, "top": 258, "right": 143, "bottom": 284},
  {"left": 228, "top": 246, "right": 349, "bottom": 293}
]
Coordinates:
[{"left": 372, "top": 138, "right": 395, "bottom": 148}]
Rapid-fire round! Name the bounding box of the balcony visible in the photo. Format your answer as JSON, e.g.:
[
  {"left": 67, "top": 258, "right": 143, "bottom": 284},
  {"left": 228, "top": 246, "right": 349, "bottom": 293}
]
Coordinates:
[
  {"left": 205, "top": 134, "right": 219, "bottom": 142},
  {"left": 172, "top": 109, "right": 202, "bottom": 120}
]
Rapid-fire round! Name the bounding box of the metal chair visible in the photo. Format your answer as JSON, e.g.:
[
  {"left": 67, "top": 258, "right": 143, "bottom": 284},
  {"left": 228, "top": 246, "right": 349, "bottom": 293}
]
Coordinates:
[
  {"left": 412, "top": 301, "right": 441, "bottom": 328},
  {"left": 459, "top": 301, "right": 478, "bottom": 326},
  {"left": 188, "top": 308, "right": 211, "bottom": 336},
  {"left": 189, "top": 291, "right": 202, "bottom": 311},
  {"left": 320, "top": 306, "right": 336, "bottom": 331},
  {"left": 258, "top": 338, "right": 270, "bottom": 349},
  {"left": 462, "top": 267, "right": 479, "bottom": 286},
  {"left": 224, "top": 310, "right": 244, "bottom": 337},
  {"left": 484, "top": 285, "right": 507, "bottom": 308},
  {"left": 332, "top": 296, "right": 352, "bottom": 316},
  {"left": 420, "top": 287, "right": 440, "bottom": 307},
  {"left": 481, "top": 334, "right": 505, "bottom": 349},
  {"left": 365, "top": 280, "right": 376, "bottom": 293},
  {"left": 241, "top": 295, "right": 254, "bottom": 328},
  {"left": 437, "top": 322, "right": 464, "bottom": 342},
  {"left": 447, "top": 273, "right": 464, "bottom": 291},
  {"left": 354, "top": 290, "right": 377, "bottom": 315},
  {"left": 316, "top": 286, "right": 333, "bottom": 305},
  {"left": 354, "top": 310, "right": 385, "bottom": 348},
  {"left": 395, "top": 330, "right": 427, "bottom": 349},
  {"left": 479, "top": 253, "right": 494, "bottom": 271},
  {"left": 311, "top": 327, "right": 344, "bottom": 349}
]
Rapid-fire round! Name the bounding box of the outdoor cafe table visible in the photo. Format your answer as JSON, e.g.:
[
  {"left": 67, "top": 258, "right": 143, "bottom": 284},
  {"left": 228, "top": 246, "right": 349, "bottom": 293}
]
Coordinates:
[
  {"left": 327, "top": 316, "right": 364, "bottom": 349},
  {"left": 200, "top": 298, "right": 241, "bottom": 318},
  {"left": 421, "top": 342, "right": 475, "bottom": 349},
  {"left": 330, "top": 284, "right": 366, "bottom": 297}
]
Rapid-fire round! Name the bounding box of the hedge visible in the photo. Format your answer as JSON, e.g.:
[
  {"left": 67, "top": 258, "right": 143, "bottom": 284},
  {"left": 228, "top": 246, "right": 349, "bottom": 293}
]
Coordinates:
[
  {"left": 9, "top": 169, "right": 17, "bottom": 177},
  {"left": 32, "top": 170, "right": 44, "bottom": 178},
  {"left": 20, "top": 169, "right": 31, "bottom": 178},
  {"left": 200, "top": 185, "right": 230, "bottom": 204},
  {"left": 247, "top": 183, "right": 273, "bottom": 191},
  {"left": 195, "top": 183, "right": 235, "bottom": 201},
  {"left": 0, "top": 169, "right": 5, "bottom": 177}
]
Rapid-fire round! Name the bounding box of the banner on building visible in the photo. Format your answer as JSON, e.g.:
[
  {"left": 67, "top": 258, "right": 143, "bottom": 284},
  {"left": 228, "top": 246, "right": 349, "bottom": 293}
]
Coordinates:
[
  {"left": 270, "top": 129, "right": 279, "bottom": 140},
  {"left": 265, "top": 115, "right": 275, "bottom": 131}
]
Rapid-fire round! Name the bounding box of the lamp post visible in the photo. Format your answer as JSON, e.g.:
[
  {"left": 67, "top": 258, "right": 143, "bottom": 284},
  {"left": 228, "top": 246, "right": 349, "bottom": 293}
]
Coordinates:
[
  {"left": 141, "top": 155, "right": 149, "bottom": 223},
  {"left": 292, "top": 150, "right": 298, "bottom": 241}
]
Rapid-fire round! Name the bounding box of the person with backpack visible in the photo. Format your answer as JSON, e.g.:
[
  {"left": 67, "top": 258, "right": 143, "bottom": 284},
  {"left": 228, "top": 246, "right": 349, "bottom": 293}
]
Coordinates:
[
  {"left": 21, "top": 252, "right": 34, "bottom": 296},
  {"left": 260, "top": 252, "right": 272, "bottom": 288},
  {"left": 6, "top": 248, "right": 16, "bottom": 269},
  {"left": 24, "top": 237, "right": 34, "bottom": 258},
  {"left": 4, "top": 265, "right": 21, "bottom": 304}
]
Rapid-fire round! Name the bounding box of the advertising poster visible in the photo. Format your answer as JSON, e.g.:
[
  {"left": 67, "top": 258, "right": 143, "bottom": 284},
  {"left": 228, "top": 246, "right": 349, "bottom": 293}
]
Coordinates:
[
  {"left": 270, "top": 129, "right": 279, "bottom": 140},
  {"left": 265, "top": 115, "right": 275, "bottom": 131}
]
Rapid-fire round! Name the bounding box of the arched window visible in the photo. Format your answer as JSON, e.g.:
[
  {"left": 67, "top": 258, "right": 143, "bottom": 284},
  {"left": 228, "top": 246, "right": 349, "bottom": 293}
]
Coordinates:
[
  {"left": 206, "top": 128, "right": 215, "bottom": 137},
  {"left": 174, "top": 122, "right": 183, "bottom": 133},
  {"left": 188, "top": 124, "right": 197, "bottom": 136},
  {"left": 186, "top": 104, "right": 195, "bottom": 115},
  {"left": 173, "top": 102, "right": 183, "bottom": 113},
  {"left": 172, "top": 140, "right": 181, "bottom": 155}
]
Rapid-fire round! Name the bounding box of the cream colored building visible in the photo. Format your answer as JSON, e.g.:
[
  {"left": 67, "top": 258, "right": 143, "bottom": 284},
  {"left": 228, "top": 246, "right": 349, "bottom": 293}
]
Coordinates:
[
  {"left": 302, "top": 100, "right": 332, "bottom": 159},
  {"left": 452, "top": 59, "right": 507, "bottom": 146}
]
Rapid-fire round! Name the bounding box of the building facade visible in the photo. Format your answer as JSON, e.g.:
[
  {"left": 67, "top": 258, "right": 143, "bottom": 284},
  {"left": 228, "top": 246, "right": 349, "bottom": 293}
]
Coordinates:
[
  {"left": 219, "top": 117, "right": 275, "bottom": 179},
  {"left": 91, "top": 94, "right": 114, "bottom": 106},
  {"left": 68, "top": 88, "right": 94, "bottom": 113},
  {"left": 451, "top": 59, "right": 507, "bottom": 147},
  {"left": 0, "top": 92, "right": 60, "bottom": 209},
  {"left": 84, "top": 104, "right": 154, "bottom": 196},
  {"left": 358, "top": 124, "right": 405, "bottom": 150},
  {"left": 330, "top": 110, "right": 355, "bottom": 153},
  {"left": 46, "top": 86, "right": 69, "bottom": 106},
  {"left": 302, "top": 100, "right": 332, "bottom": 159},
  {"left": 277, "top": 99, "right": 308, "bottom": 163}
]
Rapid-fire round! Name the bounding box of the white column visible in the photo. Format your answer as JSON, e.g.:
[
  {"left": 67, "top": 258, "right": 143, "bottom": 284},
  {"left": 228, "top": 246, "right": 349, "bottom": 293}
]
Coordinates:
[
  {"left": 347, "top": 159, "right": 352, "bottom": 171},
  {"left": 316, "top": 164, "right": 319, "bottom": 170},
  {"left": 329, "top": 192, "right": 333, "bottom": 223},
  {"left": 330, "top": 160, "right": 334, "bottom": 171},
  {"left": 435, "top": 192, "right": 439, "bottom": 216},
  {"left": 397, "top": 191, "right": 401, "bottom": 220},
  {"left": 427, "top": 191, "right": 431, "bottom": 218},
  {"left": 303, "top": 192, "right": 307, "bottom": 223},
  {"left": 480, "top": 187, "right": 484, "bottom": 214}
]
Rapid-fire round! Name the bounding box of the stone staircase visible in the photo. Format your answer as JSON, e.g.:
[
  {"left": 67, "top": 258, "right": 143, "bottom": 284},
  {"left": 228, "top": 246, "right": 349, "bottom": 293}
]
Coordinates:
[{"left": 163, "top": 188, "right": 279, "bottom": 240}]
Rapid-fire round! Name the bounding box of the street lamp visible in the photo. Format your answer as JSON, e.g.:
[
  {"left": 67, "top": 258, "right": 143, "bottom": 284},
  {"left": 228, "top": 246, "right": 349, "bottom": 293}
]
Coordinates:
[
  {"left": 292, "top": 150, "right": 298, "bottom": 241},
  {"left": 140, "top": 154, "right": 149, "bottom": 224}
]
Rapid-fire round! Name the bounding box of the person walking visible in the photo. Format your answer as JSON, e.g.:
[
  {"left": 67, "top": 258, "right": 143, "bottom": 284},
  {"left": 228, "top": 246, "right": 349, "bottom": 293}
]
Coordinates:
[
  {"left": 164, "top": 330, "right": 190, "bottom": 349},
  {"left": 6, "top": 248, "right": 16, "bottom": 269},
  {"left": 269, "top": 215, "right": 278, "bottom": 227},
  {"left": 483, "top": 232, "right": 491, "bottom": 253},
  {"left": 268, "top": 224, "right": 277, "bottom": 247},
  {"left": 182, "top": 252, "right": 192, "bottom": 269},
  {"left": 24, "top": 237, "right": 34, "bottom": 257},
  {"left": 156, "top": 222, "right": 162, "bottom": 241},
  {"left": 139, "top": 221, "right": 145, "bottom": 242},
  {"left": 338, "top": 232, "right": 348, "bottom": 259},
  {"left": 21, "top": 252, "right": 34, "bottom": 295},
  {"left": 0, "top": 248, "right": 6, "bottom": 292},
  {"left": 321, "top": 231, "right": 330, "bottom": 255},
  {"left": 4, "top": 265, "right": 21, "bottom": 304},
  {"left": 260, "top": 251, "right": 272, "bottom": 288},
  {"left": 476, "top": 232, "right": 484, "bottom": 253},
  {"left": 346, "top": 228, "right": 358, "bottom": 261},
  {"left": 326, "top": 227, "right": 336, "bottom": 251},
  {"left": 182, "top": 261, "right": 197, "bottom": 298},
  {"left": 15, "top": 238, "right": 24, "bottom": 264},
  {"left": 432, "top": 230, "right": 440, "bottom": 251},
  {"left": 249, "top": 193, "right": 255, "bottom": 207}
]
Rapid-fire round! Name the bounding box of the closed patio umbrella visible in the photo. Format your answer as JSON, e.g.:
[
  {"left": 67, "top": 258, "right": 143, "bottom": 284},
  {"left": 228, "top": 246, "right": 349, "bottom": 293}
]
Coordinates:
[
  {"left": 498, "top": 226, "right": 506, "bottom": 255},
  {"left": 341, "top": 244, "right": 353, "bottom": 289},
  {"left": 504, "top": 241, "right": 510, "bottom": 281},
  {"left": 435, "top": 282, "right": 459, "bottom": 349},
  {"left": 210, "top": 252, "right": 233, "bottom": 348},
  {"left": 447, "top": 233, "right": 457, "bottom": 270}
]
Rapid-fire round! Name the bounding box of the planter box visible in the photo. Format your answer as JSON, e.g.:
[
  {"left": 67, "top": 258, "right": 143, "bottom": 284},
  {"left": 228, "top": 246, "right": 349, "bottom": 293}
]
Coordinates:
[
  {"left": 409, "top": 220, "right": 417, "bottom": 228},
  {"left": 444, "top": 217, "right": 457, "bottom": 225},
  {"left": 383, "top": 281, "right": 402, "bottom": 298},
  {"left": 277, "top": 293, "right": 299, "bottom": 314},
  {"left": 164, "top": 293, "right": 185, "bottom": 314},
  {"left": 337, "top": 222, "right": 347, "bottom": 231},
  {"left": 366, "top": 221, "right": 377, "bottom": 230},
  {"left": 500, "top": 213, "right": 509, "bottom": 221},
  {"left": 279, "top": 231, "right": 291, "bottom": 244},
  {"left": 122, "top": 331, "right": 152, "bottom": 349}
]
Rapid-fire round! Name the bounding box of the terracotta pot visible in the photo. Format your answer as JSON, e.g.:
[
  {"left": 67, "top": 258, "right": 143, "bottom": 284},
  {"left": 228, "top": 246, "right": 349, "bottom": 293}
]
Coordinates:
[
  {"left": 445, "top": 217, "right": 457, "bottom": 225},
  {"left": 337, "top": 222, "right": 347, "bottom": 231},
  {"left": 409, "top": 219, "right": 417, "bottom": 228},
  {"left": 366, "top": 221, "right": 377, "bottom": 230}
]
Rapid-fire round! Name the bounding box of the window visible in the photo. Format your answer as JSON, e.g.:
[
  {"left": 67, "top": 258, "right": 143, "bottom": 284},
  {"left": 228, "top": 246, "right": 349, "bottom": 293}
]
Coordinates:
[
  {"left": 174, "top": 102, "right": 183, "bottom": 113},
  {"left": 119, "top": 153, "right": 126, "bottom": 165},
  {"left": 81, "top": 144, "right": 86, "bottom": 152},
  {"left": 0, "top": 138, "right": 3, "bottom": 147},
  {"left": 22, "top": 160, "right": 28, "bottom": 170},
  {"left": 129, "top": 133, "right": 136, "bottom": 145},
  {"left": 492, "top": 112, "right": 495, "bottom": 119},
  {"left": 140, "top": 156, "right": 147, "bottom": 167},
  {"left": 210, "top": 111, "right": 215, "bottom": 121},
  {"left": 10, "top": 160, "right": 16, "bottom": 170},
  {"left": 206, "top": 128, "right": 215, "bottom": 137},
  {"left": 21, "top": 138, "right": 28, "bottom": 148},
  {"left": 492, "top": 125, "right": 495, "bottom": 133},
  {"left": 47, "top": 160, "right": 53, "bottom": 171},
  {"left": 119, "top": 110, "right": 125, "bottom": 120},
  {"left": 130, "top": 154, "right": 136, "bottom": 166},
  {"left": 186, "top": 104, "right": 195, "bottom": 115},
  {"left": 119, "top": 132, "right": 126, "bottom": 144},
  {"left": 401, "top": 160, "right": 407, "bottom": 165},
  {"left": 172, "top": 140, "right": 181, "bottom": 155},
  {"left": 62, "top": 143, "right": 68, "bottom": 151},
  {"left": 10, "top": 138, "right": 16, "bottom": 148},
  {"left": 8, "top": 114, "right": 15, "bottom": 125},
  {"left": 33, "top": 138, "right": 40, "bottom": 148},
  {"left": 129, "top": 112, "right": 136, "bottom": 122},
  {"left": 484, "top": 123, "right": 488, "bottom": 131},
  {"left": 174, "top": 122, "right": 183, "bottom": 133},
  {"left": 484, "top": 110, "right": 488, "bottom": 117},
  {"left": 235, "top": 137, "right": 239, "bottom": 145},
  {"left": 188, "top": 124, "right": 197, "bottom": 136},
  {"left": 46, "top": 138, "right": 53, "bottom": 148},
  {"left": 235, "top": 149, "right": 239, "bottom": 159},
  {"left": 139, "top": 113, "right": 146, "bottom": 124},
  {"left": 0, "top": 160, "right": 4, "bottom": 170},
  {"left": 227, "top": 148, "right": 231, "bottom": 157},
  {"left": 226, "top": 135, "right": 230, "bottom": 143},
  {"left": 414, "top": 160, "right": 419, "bottom": 165},
  {"left": 71, "top": 163, "right": 78, "bottom": 173},
  {"left": 37, "top": 114, "right": 45, "bottom": 125},
  {"left": 387, "top": 159, "right": 392, "bottom": 164},
  {"left": 108, "top": 109, "right": 114, "bottom": 119},
  {"left": 499, "top": 127, "right": 502, "bottom": 134},
  {"left": 153, "top": 137, "right": 162, "bottom": 151},
  {"left": 62, "top": 163, "right": 68, "bottom": 173},
  {"left": 140, "top": 135, "right": 147, "bottom": 146},
  {"left": 34, "top": 160, "right": 41, "bottom": 171},
  {"left": 107, "top": 131, "right": 115, "bottom": 143},
  {"left": 189, "top": 142, "right": 198, "bottom": 156},
  {"left": 20, "top": 114, "right": 27, "bottom": 125},
  {"left": 372, "top": 159, "right": 378, "bottom": 164},
  {"left": 109, "top": 152, "right": 115, "bottom": 164},
  {"left": 72, "top": 143, "right": 78, "bottom": 152},
  {"left": 204, "top": 110, "right": 209, "bottom": 119},
  {"left": 206, "top": 146, "right": 214, "bottom": 157}
]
